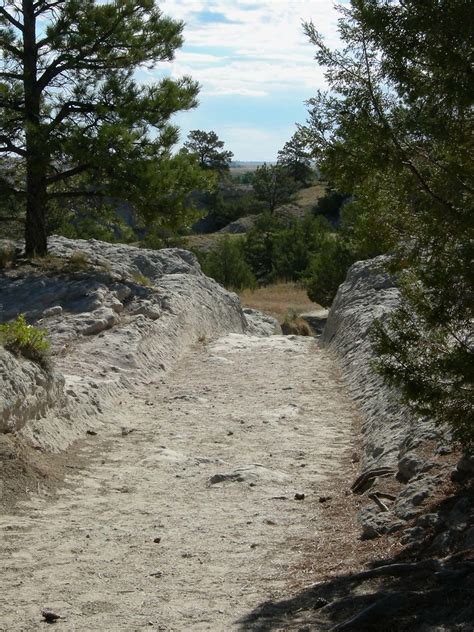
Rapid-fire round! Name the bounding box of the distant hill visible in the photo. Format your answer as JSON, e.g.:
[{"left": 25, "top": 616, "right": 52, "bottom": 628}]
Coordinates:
[{"left": 229, "top": 161, "right": 276, "bottom": 174}]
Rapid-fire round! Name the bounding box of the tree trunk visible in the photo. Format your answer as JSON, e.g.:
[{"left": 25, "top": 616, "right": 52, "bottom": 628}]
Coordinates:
[
  {"left": 24, "top": 162, "right": 48, "bottom": 256},
  {"left": 23, "top": 0, "right": 48, "bottom": 256}
]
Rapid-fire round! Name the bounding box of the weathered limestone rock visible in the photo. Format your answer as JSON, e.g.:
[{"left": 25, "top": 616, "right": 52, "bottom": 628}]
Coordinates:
[
  {"left": 0, "top": 347, "right": 64, "bottom": 434},
  {"left": 0, "top": 236, "right": 250, "bottom": 451},
  {"left": 323, "top": 256, "right": 450, "bottom": 538},
  {"left": 243, "top": 308, "right": 281, "bottom": 336},
  {"left": 300, "top": 309, "right": 329, "bottom": 334}
]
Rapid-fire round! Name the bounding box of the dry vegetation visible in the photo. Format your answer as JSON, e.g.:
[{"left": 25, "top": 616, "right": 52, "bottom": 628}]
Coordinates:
[
  {"left": 293, "top": 182, "right": 327, "bottom": 212},
  {"left": 185, "top": 231, "right": 240, "bottom": 253},
  {"left": 240, "top": 282, "right": 321, "bottom": 323}
]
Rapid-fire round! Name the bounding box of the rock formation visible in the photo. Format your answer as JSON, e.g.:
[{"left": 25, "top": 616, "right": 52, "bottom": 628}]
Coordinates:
[
  {"left": 322, "top": 257, "right": 461, "bottom": 543},
  {"left": 0, "top": 236, "right": 251, "bottom": 452}
]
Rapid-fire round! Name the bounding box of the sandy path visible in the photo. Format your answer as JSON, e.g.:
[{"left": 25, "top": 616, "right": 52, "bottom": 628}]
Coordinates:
[{"left": 0, "top": 334, "right": 356, "bottom": 631}]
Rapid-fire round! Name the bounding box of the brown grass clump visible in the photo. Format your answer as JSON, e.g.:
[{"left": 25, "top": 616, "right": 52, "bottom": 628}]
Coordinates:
[
  {"left": 293, "top": 183, "right": 327, "bottom": 212},
  {"left": 0, "top": 241, "right": 16, "bottom": 268},
  {"left": 281, "top": 317, "right": 313, "bottom": 336},
  {"left": 31, "top": 251, "right": 92, "bottom": 274}
]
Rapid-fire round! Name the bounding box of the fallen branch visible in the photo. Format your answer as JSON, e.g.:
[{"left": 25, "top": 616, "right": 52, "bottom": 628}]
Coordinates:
[
  {"left": 355, "top": 559, "right": 442, "bottom": 581},
  {"left": 351, "top": 467, "right": 395, "bottom": 494},
  {"left": 329, "top": 592, "right": 408, "bottom": 631},
  {"left": 373, "top": 490, "right": 397, "bottom": 501},
  {"left": 368, "top": 492, "right": 389, "bottom": 512}
]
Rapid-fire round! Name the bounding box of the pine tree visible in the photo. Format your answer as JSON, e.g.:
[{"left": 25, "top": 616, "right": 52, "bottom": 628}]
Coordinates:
[
  {"left": 277, "top": 131, "right": 313, "bottom": 187},
  {"left": 303, "top": 0, "right": 473, "bottom": 447},
  {"left": 0, "top": 0, "right": 205, "bottom": 255},
  {"left": 184, "top": 130, "right": 233, "bottom": 173},
  {"left": 251, "top": 163, "right": 296, "bottom": 212}
]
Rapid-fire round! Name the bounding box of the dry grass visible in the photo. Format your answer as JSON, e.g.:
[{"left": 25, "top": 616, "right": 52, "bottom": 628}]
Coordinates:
[
  {"left": 281, "top": 317, "right": 314, "bottom": 336},
  {"left": 294, "top": 183, "right": 327, "bottom": 212},
  {"left": 185, "top": 232, "right": 242, "bottom": 253},
  {"left": 240, "top": 282, "right": 321, "bottom": 323}
]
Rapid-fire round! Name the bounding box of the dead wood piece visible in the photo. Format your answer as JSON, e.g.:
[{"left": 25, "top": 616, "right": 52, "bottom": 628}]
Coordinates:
[
  {"left": 351, "top": 467, "right": 395, "bottom": 494},
  {"left": 368, "top": 493, "right": 389, "bottom": 512},
  {"left": 355, "top": 559, "right": 442, "bottom": 582},
  {"left": 373, "top": 490, "right": 397, "bottom": 501},
  {"left": 329, "top": 592, "right": 408, "bottom": 631}
]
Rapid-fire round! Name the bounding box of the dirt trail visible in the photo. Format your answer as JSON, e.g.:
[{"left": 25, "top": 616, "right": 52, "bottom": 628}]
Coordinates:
[{"left": 0, "top": 333, "right": 357, "bottom": 631}]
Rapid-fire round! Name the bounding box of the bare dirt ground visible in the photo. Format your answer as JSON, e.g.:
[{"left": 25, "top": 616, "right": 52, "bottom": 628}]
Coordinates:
[{"left": 0, "top": 333, "right": 360, "bottom": 631}]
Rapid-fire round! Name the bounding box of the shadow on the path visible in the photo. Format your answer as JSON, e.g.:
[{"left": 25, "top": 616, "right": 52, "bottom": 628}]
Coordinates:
[{"left": 238, "top": 484, "right": 474, "bottom": 631}]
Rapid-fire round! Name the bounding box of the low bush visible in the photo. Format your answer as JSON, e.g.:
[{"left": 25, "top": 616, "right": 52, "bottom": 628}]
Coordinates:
[
  {"left": 130, "top": 271, "right": 151, "bottom": 287},
  {"left": 198, "top": 235, "right": 256, "bottom": 291},
  {"left": 304, "top": 237, "right": 355, "bottom": 307},
  {"left": 281, "top": 310, "right": 313, "bottom": 336},
  {"left": 0, "top": 314, "right": 51, "bottom": 369}
]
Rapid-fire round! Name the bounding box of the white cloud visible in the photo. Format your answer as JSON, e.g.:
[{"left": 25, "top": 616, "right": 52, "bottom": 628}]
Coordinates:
[
  {"left": 157, "top": 0, "right": 342, "bottom": 98},
  {"left": 218, "top": 124, "right": 296, "bottom": 161}
]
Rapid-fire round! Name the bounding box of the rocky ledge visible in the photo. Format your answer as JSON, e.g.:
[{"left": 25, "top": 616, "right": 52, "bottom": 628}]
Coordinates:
[
  {"left": 0, "top": 236, "right": 265, "bottom": 453},
  {"left": 323, "top": 256, "right": 472, "bottom": 551}
]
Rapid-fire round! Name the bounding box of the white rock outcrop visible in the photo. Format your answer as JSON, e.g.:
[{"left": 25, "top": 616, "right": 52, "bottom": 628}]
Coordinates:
[
  {"left": 323, "top": 257, "right": 450, "bottom": 539},
  {"left": 0, "top": 236, "right": 250, "bottom": 451},
  {"left": 322, "top": 256, "right": 442, "bottom": 470}
]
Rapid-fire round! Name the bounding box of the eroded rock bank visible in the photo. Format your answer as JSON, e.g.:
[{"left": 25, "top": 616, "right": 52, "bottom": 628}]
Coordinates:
[
  {"left": 0, "top": 236, "right": 261, "bottom": 456},
  {"left": 323, "top": 257, "right": 472, "bottom": 550}
]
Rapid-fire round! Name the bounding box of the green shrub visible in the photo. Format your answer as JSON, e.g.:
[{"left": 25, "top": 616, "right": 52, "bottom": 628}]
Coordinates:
[
  {"left": 313, "top": 189, "right": 349, "bottom": 225},
  {"left": 304, "top": 237, "right": 354, "bottom": 307},
  {"left": 243, "top": 213, "right": 331, "bottom": 285},
  {"left": 0, "top": 314, "right": 51, "bottom": 369},
  {"left": 199, "top": 235, "right": 256, "bottom": 291},
  {"left": 130, "top": 271, "right": 151, "bottom": 286}
]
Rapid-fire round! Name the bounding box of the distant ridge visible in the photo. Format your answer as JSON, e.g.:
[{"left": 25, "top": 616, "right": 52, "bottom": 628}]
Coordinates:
[{"left": 230, "top": 161, "right": 276, "bottom": 167}]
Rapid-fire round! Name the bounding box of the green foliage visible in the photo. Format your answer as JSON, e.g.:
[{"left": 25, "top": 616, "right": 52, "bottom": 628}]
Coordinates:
[
  {"left": 141, "top": 225, "right": 186, "bottom": 250},
  {"left": 198, "top": 236, "right": 256, "bottom": 292},
  {"left": 313, "top": 189, "right": 349, "bottom": 225},
  {"left": 231, "top": 171, "right": 255, "bottom": 185},
  {"left": 251, "top": 164, "right": 297, "bottom": 212},
  {"left": 184, "top": 130, "right": 234, "bottom": 172},
  {"left": 1, "top": 0, "right": 205, "bottom": 255},
  {"left": 304, "top": 237, "right": 354, "bottom": 307},
  {"left": 0, "top": 315, "right": 50, "bottom": 369},
  {"left": 244, "top": 213, "right": 331, "bottom": 285},
  {"left": 302, "top": 0, "right": 473, "bottom": 446},
  {"left": 272, "top": 215, "right": 330, "bottom": 281},
  {"left": 277, "top": 131, "right": 314, "bottom": 187},
  {"left": 130, "top": 271, "right": 151, "bottom": 287},
  {"left": 244, "top": 213, "right": 285, "bottom": 284},
  {"left": 47, "top": 199, "right": 137, "bottom": 244},
  {"left": 372, "top": 272, "right": 474, "bottom": 450},
  {"left": 199, "top": 187, "right": 263, "bottom": 231}
]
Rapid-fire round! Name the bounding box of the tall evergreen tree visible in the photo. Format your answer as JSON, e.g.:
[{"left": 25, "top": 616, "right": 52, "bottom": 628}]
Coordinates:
[
  {"left": 277, "top": 131, "right": 313, "bottom": 186},
  {"left": 0, "top": 0, "right": 205, "bottom": 255},
  {"left": 251, "top": 163, "right": 296, "bottom": 212},
  {"left": 184, "top": 130, "right": 233, "bottom": 173},
  {"left": 303, "top": 0, "right": 473, "bottom": 447}
]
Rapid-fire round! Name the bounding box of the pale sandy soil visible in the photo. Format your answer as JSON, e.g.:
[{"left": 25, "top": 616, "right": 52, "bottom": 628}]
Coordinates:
[{"left": 0, "top": 333, "right": 357, "bottom": 631}]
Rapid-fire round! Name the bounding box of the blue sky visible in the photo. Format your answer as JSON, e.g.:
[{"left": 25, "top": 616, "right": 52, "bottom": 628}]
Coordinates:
[{"left": 146, "top": 1, "right": 343, "bottom": 161}]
